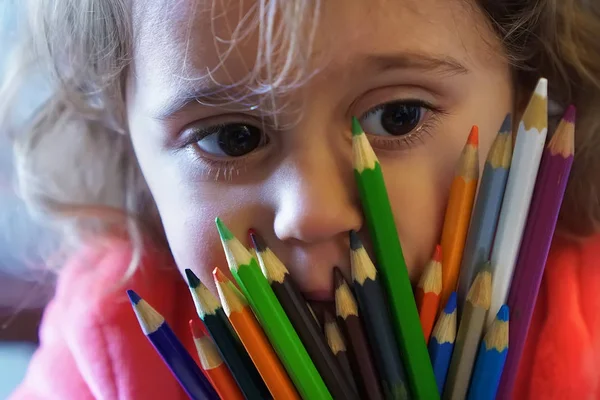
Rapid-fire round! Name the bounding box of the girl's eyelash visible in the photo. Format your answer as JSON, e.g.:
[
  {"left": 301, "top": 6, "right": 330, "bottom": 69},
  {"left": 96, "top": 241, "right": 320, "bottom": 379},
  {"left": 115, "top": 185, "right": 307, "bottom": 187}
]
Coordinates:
[{"left": 361, "top": 99, "right": 447, "bottom": 151}]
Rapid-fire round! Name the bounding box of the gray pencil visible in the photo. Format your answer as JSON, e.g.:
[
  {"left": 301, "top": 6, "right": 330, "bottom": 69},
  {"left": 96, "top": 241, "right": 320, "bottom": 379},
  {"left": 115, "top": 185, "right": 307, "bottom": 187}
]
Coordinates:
[{"left": 443, "top": 267, "right": 492, "bottom": 400}]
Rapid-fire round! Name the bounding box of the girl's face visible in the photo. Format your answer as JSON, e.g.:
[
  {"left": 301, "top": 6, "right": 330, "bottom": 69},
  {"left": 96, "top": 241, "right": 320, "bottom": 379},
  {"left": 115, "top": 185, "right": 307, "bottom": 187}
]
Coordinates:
[{"left": 126, "top": 0, "right": 512, "bottom": 302}]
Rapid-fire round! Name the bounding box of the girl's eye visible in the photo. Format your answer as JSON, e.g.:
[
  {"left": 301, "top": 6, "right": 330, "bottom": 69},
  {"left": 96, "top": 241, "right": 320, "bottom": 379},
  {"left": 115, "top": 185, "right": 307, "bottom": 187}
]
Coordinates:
[
  {"left": 195, "top": 123, "right": 265, "bottom": 157},
  {"left": 359, "top": 101, "right": 428, "bottom": 136}
]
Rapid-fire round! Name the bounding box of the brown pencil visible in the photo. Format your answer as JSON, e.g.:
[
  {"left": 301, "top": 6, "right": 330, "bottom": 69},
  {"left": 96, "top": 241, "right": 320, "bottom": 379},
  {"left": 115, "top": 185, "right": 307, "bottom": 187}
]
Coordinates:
[
  {"left": 334, "top": 267, "right": 383, "bottom": 400},
  {"left": 324, "top": 310, "right": 360, "bottom": 396}
]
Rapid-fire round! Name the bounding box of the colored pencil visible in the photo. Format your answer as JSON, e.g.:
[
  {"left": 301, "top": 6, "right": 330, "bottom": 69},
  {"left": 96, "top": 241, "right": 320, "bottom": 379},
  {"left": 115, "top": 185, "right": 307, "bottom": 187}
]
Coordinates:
[
  {"left": 440, "top": 125, "right": 480, "bottom": 311},
  {"left": 457, "top": 116, "right": 512, "bottom": 312},
  {"left": 334, "top": 267, "right": 384, "bottom": 400},
  {"left": 467, "top": 305, "right": 509, "bottom": 400},
  {"left": 352, "top": 117, "right": 438, "bottom": 399},
  {"left": 428, "top": 292, "right": 457, "bottom": 395},
  {"left": 127, "top": 290, "right": 219, "bottom": 400},
  {"left": 250, "top": 231, "right": 358, "bottom": 400},
  {"left": 185, "top": 269, "right": 270, "bottom": 399},
  {"left": 215, "top": 218, "right": 332, "bottom": 400},
  {"left": 213, "top": 267, "right": 300, "bottom": 400},
  {"left": 189, "top": 319, "right": 245, "bottom": 400},
  {"left": 324, "top": 310, "right": 360, "bottom": 396},
  {"left": 498, "top": 106, "right": 575, "bottom": 398},
  {"left": 443, "top": 268, "right": 492, "bottom": 400},
  {"left": 416, "top": 245, "right": 443, "bottom": 344},
  {"left": 488, "top": 78, "right": 549, "bottom": 325},
  {"left": 349, "top": 231, "right": 409, "bottom": 400}
]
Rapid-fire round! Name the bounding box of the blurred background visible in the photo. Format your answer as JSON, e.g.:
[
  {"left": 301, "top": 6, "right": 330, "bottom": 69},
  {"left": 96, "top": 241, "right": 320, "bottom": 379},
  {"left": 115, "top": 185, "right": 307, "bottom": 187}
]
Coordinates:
[{"left": 0, "top": 1, "right": 57, "bottom": 397}]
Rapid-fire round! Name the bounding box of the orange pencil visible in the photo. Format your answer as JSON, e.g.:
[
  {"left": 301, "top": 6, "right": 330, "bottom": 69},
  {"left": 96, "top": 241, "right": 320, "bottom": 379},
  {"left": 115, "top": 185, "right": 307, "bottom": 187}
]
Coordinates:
[
  {"left": 189, "top": 319, "right": 244, "bottom": 400},
  {"left": 416, "top": 245, "right": 443, "bottom": 343},
  {"left": 440, "top": 126, "right": 479, "bottom": 310},
  {"left": 213, "top": 268, "right": 300, "bottom": 400}
]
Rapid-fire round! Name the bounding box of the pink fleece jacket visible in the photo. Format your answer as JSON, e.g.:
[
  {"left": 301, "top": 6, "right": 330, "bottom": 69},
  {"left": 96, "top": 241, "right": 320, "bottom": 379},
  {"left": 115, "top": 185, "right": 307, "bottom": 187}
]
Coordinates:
[{"left": 9, "top": 235, "right": 600, "bottom": 399}]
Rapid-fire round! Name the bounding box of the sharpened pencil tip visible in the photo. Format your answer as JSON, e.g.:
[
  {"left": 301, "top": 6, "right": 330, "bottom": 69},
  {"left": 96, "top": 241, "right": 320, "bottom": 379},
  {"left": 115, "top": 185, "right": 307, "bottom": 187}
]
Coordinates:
[
  {"left": 351, "top": 117, "right": 364, "bottom": 136},
  {"left": 349, "top": 230, "right": 363, "bottom": 251},
  {"left": 249, "top": 230, "right": 267, "bottom": 252},
  {"left": 499, "top": 114, "right": 512, "bottom": 133},
  {"left": 333, "top": 267, "right": 347, "bottom": 290},
  {"left": 433, "top": 244, "right": 442, "bottom": 263},
  {"left": 247, "top": 228, "right": 256, "bottom": 247},
  {"left": 185, "top": 268, "right": 201, "bottom": 289},
  {"left": 189, "top": 318, "right": 207, "bottom": 338},
  {"left": 444, "top": 292, "right": 457, "bottom": 314},
  {"left": 212, "top": 267, "right": 228, "bottom": 283},
  {"left": 467, "top": 125, "right": 479, "bottom": 146},
  {"left": 126, "top": 289, "right": 141, "bottom": 305},
  {"left": 562, "top": 104, "right": 576, "bottom": 123},
  {"left": 497, "top": 305, "right": 509, "bottom": 322},
  {"left": 215, "top": 217, "right": 234, "bottom": 241},
  {"left": 534, "top": 77, "right": 548, "bottom": 97}
]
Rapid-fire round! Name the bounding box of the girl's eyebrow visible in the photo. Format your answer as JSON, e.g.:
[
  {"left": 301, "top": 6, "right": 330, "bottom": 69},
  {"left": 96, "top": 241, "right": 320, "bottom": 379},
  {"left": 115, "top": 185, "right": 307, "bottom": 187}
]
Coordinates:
[
  {"left": 364, "top": 52, "right": 469, "bottom": 76},
  {"left": 151, "top": 51, "right": 469, "bottom": 122}
]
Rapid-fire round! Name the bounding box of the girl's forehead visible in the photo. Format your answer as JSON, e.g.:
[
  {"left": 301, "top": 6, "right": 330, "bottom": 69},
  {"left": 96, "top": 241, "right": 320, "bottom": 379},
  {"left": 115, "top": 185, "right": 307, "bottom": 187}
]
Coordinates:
[{"left": 128, "top": 0, "right": 503, "bottom": 119}]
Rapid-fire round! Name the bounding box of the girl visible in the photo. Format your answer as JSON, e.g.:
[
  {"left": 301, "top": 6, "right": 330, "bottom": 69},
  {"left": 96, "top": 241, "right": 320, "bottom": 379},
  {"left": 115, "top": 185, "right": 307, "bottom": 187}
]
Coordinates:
[{"left": 2, "top": 0, "right": 600, "bottom": 398}]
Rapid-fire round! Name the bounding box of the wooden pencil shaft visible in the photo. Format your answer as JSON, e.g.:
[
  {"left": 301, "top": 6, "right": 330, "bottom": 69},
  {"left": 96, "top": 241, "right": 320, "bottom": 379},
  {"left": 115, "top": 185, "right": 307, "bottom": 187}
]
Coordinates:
[
  {"left": 202, "top": 312, "right": 270, "bottom": 399},
  {"left": 457, "top": 163, "right": 509, "bottom": 313},
  {"left": 271, "top": 279, "right": 359, "bottom": 400},
  {"left": 354, "top": 278, "right": 409, "bottom": 400},
  {"left": 233, "top": 262, "right": 332, "bottom": 400},
  {"left": 467, "top": 313, "right": 508, "bottom": 400},
  {"left": 443, "top": 304, "right": 487, "bottom": 400},
  {"left": 488, "top": 79, "right": 548, "bottom": 325},
  {"left": 499, "top": 152, "right": 573, "bottom": 397},
  {"left": 355, "top": 166, "right": 437, "bottom": 399},
  {"left": 336, "top": 350, "right": 360, "bottom": 396},
  {"left": 440, "top": 142, "right": 479, "bottom": 309},
  {"left": 149, "top": 325, "right": 219, "bottom": 400},
  {"left": 339, "top": 314, "right": 384, "bottom": 400},
  {"left": 217, "top": 276, "right": 300, "bottom": 400}
]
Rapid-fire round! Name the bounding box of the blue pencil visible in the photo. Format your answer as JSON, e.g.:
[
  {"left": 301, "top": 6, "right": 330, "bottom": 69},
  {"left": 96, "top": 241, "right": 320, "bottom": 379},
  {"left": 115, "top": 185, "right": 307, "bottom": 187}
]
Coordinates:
[
  {"left": 457, "top": 115, "right": 512, "bottom": 313},
  {"left": 428, "top": 292, "right": 458, "bottom": 395},
  {"left": 127, "top": 290, "right": 219, "bottom": 400},
  {"left": 467, "top": 305, "right": 509, "bottom": 400}
]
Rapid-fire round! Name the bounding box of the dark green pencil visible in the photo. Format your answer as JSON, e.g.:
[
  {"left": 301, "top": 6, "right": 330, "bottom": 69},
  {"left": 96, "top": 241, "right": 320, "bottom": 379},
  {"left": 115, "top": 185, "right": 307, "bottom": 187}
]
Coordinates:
[
  {"left": 251, "top": 231, "right": 360, "bottom": 400},
  {"left": 350, "top": 231, "right": 410, "bottom": 400},
  {"left": 185, "top": 269, "right": 271, "bottom": 399},
  {"left": 352, "top": 117, "right": 438, "bottom": 399}
]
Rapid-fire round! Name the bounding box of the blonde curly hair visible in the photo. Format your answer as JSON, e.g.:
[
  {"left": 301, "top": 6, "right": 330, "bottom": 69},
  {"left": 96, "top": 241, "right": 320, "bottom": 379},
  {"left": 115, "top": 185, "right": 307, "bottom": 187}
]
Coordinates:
[{"left": 1, "top": 0, "right": 599, "bottom": 273}]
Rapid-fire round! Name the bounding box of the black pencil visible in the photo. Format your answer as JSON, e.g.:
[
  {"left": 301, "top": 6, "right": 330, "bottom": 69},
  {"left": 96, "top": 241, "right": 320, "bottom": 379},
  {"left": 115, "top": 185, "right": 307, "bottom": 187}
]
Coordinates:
[
  {"left": 251, "top": 231, "right": 359, "bottom": 400},
  {"left": 350, "top": 231, "right": 410, "bottom": 400},
  {"left": 185, "top": 269, "right": 271, "bottom": 399},
  {"left": 324, "top": 310, "right": 360, "bottom": 396},
  {"left": 334, "top": 267, "right": 384, "bottom": 400}
]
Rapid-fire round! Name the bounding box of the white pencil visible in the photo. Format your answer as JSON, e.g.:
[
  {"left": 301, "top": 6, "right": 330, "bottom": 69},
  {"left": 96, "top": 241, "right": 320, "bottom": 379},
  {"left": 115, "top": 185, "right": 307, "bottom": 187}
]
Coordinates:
[{"left": 488, "top": 78, "right": 548, "bottom": 326}]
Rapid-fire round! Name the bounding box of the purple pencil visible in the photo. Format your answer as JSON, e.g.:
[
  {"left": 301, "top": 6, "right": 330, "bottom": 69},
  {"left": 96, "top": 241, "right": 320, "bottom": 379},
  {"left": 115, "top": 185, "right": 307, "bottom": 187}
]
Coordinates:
[{"left": 497, "top": 105, "right": 576, "bottom": 398}]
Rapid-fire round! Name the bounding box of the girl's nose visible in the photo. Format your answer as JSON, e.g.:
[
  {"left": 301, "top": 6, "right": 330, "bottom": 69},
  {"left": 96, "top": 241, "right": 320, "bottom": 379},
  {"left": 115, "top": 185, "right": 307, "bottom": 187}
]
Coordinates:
[{"left": 272, "top": 142, "right": 363, "bottom": 245}]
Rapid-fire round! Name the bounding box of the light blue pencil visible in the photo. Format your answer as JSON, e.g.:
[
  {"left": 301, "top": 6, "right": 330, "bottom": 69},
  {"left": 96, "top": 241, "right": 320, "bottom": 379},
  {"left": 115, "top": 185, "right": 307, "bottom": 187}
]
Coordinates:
[
  {"left": 467, "top": 305, "right": 509, "bottom": 400},
  {"left": 428, "top": 292, "right": 457, "bottom": 395},
  {"left": 457, "top": 115, "right": 512, "bottom": 314}
]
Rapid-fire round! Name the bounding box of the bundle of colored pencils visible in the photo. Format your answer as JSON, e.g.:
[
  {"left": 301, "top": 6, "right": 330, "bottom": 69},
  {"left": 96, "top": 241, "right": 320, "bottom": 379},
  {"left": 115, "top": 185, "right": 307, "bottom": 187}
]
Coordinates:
[{"left": 126, "top": 77, "right": 574, "bottom": 400}]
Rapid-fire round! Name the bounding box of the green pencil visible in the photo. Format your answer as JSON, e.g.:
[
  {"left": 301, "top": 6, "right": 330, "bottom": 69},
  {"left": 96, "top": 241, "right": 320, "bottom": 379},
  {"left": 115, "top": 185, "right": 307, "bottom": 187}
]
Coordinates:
[
  {"left": 215, "top": 218, "right": 332, "bottom": 400},
  {"left": 352, "top": 117, "right": 438, "bottom": 399}
]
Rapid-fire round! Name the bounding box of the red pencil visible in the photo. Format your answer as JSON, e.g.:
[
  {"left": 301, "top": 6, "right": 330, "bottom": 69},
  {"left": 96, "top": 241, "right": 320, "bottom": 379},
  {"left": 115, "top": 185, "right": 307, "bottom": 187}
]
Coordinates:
[{"left": 416, "top": 245, "right": 443, "bottom": 344}]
